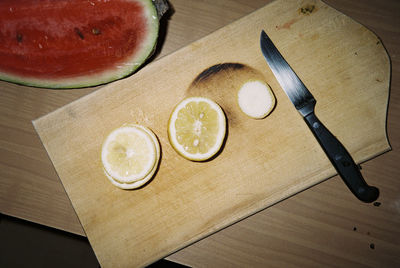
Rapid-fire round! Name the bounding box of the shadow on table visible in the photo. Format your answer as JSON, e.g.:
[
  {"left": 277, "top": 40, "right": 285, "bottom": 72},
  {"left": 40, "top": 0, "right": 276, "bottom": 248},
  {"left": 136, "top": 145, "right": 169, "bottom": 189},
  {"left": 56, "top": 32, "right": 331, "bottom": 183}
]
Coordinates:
[{"left": 0, "top": 213, "right": 190, "bottom": 268}]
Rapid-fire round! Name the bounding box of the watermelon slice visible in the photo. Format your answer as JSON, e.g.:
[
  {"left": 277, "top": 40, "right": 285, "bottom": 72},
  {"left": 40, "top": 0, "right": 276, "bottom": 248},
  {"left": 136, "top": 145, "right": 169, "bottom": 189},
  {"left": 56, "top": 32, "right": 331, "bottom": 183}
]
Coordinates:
[{"left": 0, "top": 0, "right": 167, "bottom": 88}]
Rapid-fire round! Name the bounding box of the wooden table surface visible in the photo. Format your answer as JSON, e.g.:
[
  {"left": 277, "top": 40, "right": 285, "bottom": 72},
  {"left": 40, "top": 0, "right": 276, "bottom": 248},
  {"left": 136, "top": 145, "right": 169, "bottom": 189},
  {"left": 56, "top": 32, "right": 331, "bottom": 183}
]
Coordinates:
[{"left": 1, "top": 0, "right": 399, "bottom": 267}]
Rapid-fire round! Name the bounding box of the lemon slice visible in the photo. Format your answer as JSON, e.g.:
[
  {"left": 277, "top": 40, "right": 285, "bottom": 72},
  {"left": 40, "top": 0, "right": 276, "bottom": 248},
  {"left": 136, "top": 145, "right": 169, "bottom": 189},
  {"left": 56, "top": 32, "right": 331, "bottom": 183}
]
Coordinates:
[
  {"left": 104, "top": 125, "right": 160, "bottom": 189},
  {"left": 168, "top": 97, "right": 226, "bottom": 161},
  {"left": 237, "top": 80, "right": 275, "bottom": 119},
  {"left": 101, "top": 124, "right": 158, "bottom": 185}
]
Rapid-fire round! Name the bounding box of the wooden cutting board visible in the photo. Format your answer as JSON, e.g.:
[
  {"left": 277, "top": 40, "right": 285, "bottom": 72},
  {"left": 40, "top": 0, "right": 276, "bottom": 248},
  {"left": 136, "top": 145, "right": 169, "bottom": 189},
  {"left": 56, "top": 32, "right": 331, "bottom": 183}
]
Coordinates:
[{"left": 33, "top": 0, "right": 390, "bottom": 267}]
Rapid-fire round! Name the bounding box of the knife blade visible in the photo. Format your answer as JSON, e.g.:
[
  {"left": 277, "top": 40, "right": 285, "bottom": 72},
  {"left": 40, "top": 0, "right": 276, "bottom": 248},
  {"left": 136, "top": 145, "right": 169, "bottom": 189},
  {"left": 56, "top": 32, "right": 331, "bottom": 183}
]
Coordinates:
[{"left": 260, "top": 30, "right": 379, "bottom": 203}]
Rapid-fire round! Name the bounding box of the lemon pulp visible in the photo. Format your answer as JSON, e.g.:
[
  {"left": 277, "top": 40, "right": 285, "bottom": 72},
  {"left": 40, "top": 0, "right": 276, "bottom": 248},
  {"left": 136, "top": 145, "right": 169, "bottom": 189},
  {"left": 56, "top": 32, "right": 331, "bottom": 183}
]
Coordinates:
[
  {"left": 101, "top": 125, "right": 158, "bottom": 185},
  {"left": 168, "top": 97, "right": 226, "bottom": 161}
]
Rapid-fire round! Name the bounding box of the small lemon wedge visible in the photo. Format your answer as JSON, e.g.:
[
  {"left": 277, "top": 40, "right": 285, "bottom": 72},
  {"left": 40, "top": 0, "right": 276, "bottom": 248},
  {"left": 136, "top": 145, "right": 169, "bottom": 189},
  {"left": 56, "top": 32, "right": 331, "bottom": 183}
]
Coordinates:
[
  {"left": 168, "top": 97, "right": 226, "bottom": 161},
  {"left": 101, "top": 124, "right": 160, "bottom": 189},
  {"left": 237, "top": 80, "right": 275, "bottom": 119}
]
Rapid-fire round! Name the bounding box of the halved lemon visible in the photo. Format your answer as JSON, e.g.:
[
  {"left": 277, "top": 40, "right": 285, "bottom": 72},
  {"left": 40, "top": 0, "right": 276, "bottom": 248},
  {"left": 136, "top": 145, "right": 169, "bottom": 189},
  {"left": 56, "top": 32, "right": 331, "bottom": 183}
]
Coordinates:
[
  {"left": 101, "top": 124, "right": 160, "bottom": 189},
  {"left": 237, "top": 80, "right": 275, "bottom": 119},
  {"left": 168, "top": 97, "right": 226, "bottom": 161}
]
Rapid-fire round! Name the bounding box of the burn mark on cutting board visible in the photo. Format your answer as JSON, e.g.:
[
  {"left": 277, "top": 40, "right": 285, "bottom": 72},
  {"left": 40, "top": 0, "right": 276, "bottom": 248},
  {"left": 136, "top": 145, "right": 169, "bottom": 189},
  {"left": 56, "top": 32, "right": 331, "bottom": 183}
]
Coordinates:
[
  {"left": 299, "top": 4, "right": 317, "bottom": 15},
  {"left": 186, "top": 63, "right": 275, "bottom": 128},
  {"left": 276, "top": 4, "right": 318, "bottom": 30},
  {"left": 373, "top": 201, "right": 381, "bottom": 206},
  {"left": 276, "top": 18, "right": 300, "bottom": 30},
  {"left": 193, "top": 63, "right": 245, "bottom": 83}
]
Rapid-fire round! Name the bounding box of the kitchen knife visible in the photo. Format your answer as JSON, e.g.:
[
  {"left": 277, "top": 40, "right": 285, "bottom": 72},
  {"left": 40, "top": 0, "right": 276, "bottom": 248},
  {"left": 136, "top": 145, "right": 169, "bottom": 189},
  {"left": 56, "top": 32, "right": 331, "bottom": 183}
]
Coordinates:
[{"left": 260, "top": 30, "right": 379, "bottom": 203}]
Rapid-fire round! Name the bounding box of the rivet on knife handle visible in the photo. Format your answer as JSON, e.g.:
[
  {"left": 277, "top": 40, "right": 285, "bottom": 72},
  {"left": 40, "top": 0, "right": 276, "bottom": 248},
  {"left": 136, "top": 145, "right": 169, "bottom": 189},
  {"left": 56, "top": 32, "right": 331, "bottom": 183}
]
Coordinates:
[
  {"left": 304, "top": 112, "right": 379, "bottom": 202},
  {"left": 260, "top": 30, "right": 379, "bottom": 203}
]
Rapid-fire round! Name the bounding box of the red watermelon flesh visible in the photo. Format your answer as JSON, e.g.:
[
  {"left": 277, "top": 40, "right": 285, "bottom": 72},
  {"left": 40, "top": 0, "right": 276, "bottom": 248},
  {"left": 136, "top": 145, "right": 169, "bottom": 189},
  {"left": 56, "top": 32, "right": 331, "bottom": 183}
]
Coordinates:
[{"left": 0, "top": 0, "right": 159, "bottom": 88}]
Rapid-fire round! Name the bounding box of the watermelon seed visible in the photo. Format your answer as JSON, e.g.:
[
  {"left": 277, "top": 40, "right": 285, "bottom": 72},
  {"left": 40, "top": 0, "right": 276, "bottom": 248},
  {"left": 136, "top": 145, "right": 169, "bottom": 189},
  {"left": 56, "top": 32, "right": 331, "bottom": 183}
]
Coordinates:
[
  {"left": 74, "top": 27, "right": 85, "bottom": 40},
  {"left": 16, "top": 33, "right": 23, "bottom": 43},
  {"left": 92, "top": 28, "right": 101, "bottom": 35}
]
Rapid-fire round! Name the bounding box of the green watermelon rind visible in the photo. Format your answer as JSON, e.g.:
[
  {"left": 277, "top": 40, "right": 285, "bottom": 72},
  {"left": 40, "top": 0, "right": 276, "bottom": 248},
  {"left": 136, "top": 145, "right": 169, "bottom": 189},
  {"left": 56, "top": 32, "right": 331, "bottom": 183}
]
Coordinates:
[{"left": 0, "top": 0, "right": 159, "bottom": 89}]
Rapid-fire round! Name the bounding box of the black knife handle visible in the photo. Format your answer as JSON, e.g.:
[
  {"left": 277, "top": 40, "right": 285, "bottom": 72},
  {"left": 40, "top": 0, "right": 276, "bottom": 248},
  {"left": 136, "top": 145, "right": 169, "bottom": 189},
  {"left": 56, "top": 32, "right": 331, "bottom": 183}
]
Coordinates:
[{"left": 304, "top": 112, "right": 379, "bottom": 203}]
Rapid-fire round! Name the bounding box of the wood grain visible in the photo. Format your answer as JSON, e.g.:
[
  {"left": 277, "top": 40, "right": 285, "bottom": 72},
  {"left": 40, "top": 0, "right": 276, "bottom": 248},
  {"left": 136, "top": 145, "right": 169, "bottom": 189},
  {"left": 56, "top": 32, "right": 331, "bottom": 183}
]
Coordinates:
[
  {"left": 1, "top": 0, "right": 399, "bottom": 267},
  {"left": 32, "top": 0, "right": 391, "bottom": 267}
]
